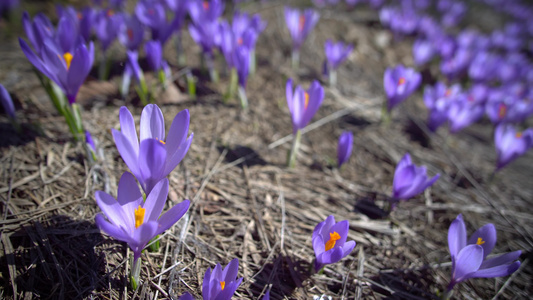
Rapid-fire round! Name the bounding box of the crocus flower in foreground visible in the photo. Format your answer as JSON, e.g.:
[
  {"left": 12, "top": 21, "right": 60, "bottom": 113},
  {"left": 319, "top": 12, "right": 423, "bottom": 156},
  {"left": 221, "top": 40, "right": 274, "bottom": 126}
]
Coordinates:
[
  {"left": 337, "top": 131, "right": 353, "bottom": 168},
  {"left": 383, "top": 64, "right": 421, "bottom": 111},
  {"left": 447, "top": 214, "right": 521, "bottom": 293},
  {"left": 95, "top": 172, "right": 190, "bottom": 285},
  {"left": 0, "top": 84, "right": 16, "bottom": 119},
  {"left": 312, "top": 215, "right": 356, "bottom": 271},
  {"left": 112, "top": 104, "right": 193, "bottom": 194},
  {"left": 202, "top": 258, "right": 243, "bottom": 300},
  {"left": 494, "top": 124, "right": 533, "bottom": 171},
  {"left": 392, "top": 153, "right": 439, "bottom": 202}
]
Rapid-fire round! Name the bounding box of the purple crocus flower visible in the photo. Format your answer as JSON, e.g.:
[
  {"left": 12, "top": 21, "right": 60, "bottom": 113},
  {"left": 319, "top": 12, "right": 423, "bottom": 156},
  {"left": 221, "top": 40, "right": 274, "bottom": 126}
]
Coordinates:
[
  {"left": 286, "top": 79, "right": 324, "bottom": 133},
  {"left": 284, "top": 7, "right": 319, "bottom": 51},
  {"left": 135, "top": 0, "right": 175, "bottom": 44},
  {"left": 312, "top": 215, "right": 356, "bottom": 271},
  {"left": 337, "top": 131, "right": 353, "bottom": 168},
  {"left": 188, "top": 0, "right": 224, "bottom": 23},
  {"left": 262, "top": 290, "right": 270, "bottom": 300},
  {"left": 447, "top": 214, "right": 521, "bottom": 292},
  {"left": 0, "top": 84, "right": 16, "bottom": 119},
  {"left": 118, "top": 14, "right": 144, "bottom": 51},
  {"left": 95, "top": 172, "right": 190, "bottom": 263},
  {"left": 323, "top": 39, "right": 353, "bottom": 75},
  {"left": 179, "top": 293, "right": 194, "bottom": 300},
  {"left": 494, "top": 124, "right": 533, "bottom": 171},
  {"left": 412, "top": 38, "right": 436, "bottom": 66},
  {"left": 446, "top": 95, "right": 484, "bottom": 133},
  {"left": 202, "top": 258, "right": 243, "bottom": 300},
  {"left": 22, "top": 12, "right": 55, "bottom": 54},
  {"left": 94, "top": 8, "right": 124, "bottom": 52},
  {"left": 233, "top": 46, "right": 250, "bottom": 88},
  {"left": 112, "top": 105, "right": 193, "bottom": 194},
  {"left": 392, "top": 153, "right": 439, "bottom": 201},
  {"left": 19, "top": 37, "right": 94, "bottom": 104},
  {"left": 468, "top": 51, "right": 499, "bottom": 82},
  {"left": 85, "top": 130, "right": 96, "bottom": 152},
  {"left": 424, "top": 82, "right": 461, "bottom": 131},
  {"left": 145, "top": 40, "right": 164, "bottom": 72},
  {"left": 383, "top": 65, "right": 421, "bottom": 111}
]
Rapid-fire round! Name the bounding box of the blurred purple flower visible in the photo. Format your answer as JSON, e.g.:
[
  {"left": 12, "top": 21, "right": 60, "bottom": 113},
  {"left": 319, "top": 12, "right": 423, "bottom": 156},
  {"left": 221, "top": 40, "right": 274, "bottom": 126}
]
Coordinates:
[
  {"left": 494, "top": 124, "right": 533, "bottom": 170},
  {"left": 392, "top": 153, "right": 439, "bottom": 201},
  {"left": 0, "top": 84, "right": 15, "bottom": 119},
  {"left": 119, "top": 14, "right": 145, "bottom": 51},
  {"left": 135, "top": 0, "right": 175, "bottom": 44},
  {"left": 446, "top": 96, "right": 484, "bottom": 133},
  {"left": 202, "top": 258, "right": 243, "bottom": 300},
  {"left": 440, "top": 47, "right": 473, "bottom": 80},
  {"left": 95, "top": 172, "right": 190, "bottom": 262},
  {"left": 439, "top": 0, "right": 466, "bottom": 28},
  {"left": 179, "top": 293, "right": 194, "bottom": 300},
  {"left": 337, "top": 131, "right": 353, "bottom": 168},
  {"left": 233, "top": 46, "right": 250, "bottom": 88},
  {"left": 85, "top": 130, "right": 96, "bottom": 151},
  {"left": 145, "top": 40, "right": 165, "bottom": 72},
  {"left": 0, "top": 0, "right": 18, "bottom": 15},
  {"left": 412, "top": 38, "right": 436, "bottom": 66},
  {"left": 284, "top": 7, "right": 319, "bottom": 51},
  {"left": 189, "top": 0, "right": 224, "bottom": 23},
  {"left": 468, "top": 51, "right": 499, "bottom": 82},
  {"left": 22, "top": 12, "right": 55, "bottom": 54},
  {"left": 424, "top": 82, "right": 461, "bottom": 131},
  {"left": 383, "top": 65, "right": 421, "bottom": 111},
  {"left": 447, "top": 214, "right": 521, "bottom": 291},
  {"left": 286, "top": 79, "right": 324, "bottom": 133},
  {"left": 323, "top": 39, "right": 353, "bottom": 74},
  {"left": 312, "top": 215, "right": 356, "bottom": 271},
  {"left": 94, "top": 8, "right": 124, "bottom": 52},
  {"left": 112, "top": 105, "right": 193, "bottom": 194}
]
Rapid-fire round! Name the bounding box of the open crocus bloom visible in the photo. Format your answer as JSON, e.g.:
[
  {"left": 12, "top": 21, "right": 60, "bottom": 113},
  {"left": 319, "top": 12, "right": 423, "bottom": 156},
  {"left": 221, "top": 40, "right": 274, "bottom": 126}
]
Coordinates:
[
  {"left": 112, "top": 104, "right": 193, "bottom": 194},
  {"left": 284, "top": 6, "right": 320, "bottom": 50},
  {"left": 286, "top": 79, "right": 324, "bottom": 133},
  {"left": 383, "top": 64, "right": 421, "bottom": 111},
  {"left": 447, "top": 214, "right": 521, "bottom": 291},
  {"left": 95, "top": 172, "right": 190, "bottom": 262},
  {"left": 494, "top": 124, "right": 533, "bottom": 171},
  {"left": 202, "top": 258, "right": 243, "bottom": 300},
  {"left": 312, "top": 215, "right": 356, "bottom": 271}
]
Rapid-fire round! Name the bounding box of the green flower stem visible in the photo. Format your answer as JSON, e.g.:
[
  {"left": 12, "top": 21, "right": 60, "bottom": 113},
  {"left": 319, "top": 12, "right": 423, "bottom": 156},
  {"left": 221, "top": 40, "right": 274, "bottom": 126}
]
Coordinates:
[
  {"left": 158, "top": 69, "right": 167, "bottom": 91},
  {"left": 441, "top": 289, "right": 453, "bottom": 300},
  {"left": 224, "top": 68, "right": 238, "bottom": 103},
  {"left": 287, "top": 129, "right": 302, "bottom": 168},
  {"left": 130, "top": 256, "right": 141, "bottom": 290},
  {"left": 238, "top": 85, "right": 248, "bottom": 109},
  {"left": 148, "top": 235, "right": 160, "bottom": 252},
  {"left": 291, "top": 49, "right": 300, "bottom": 70},
  {"left": 381, "top": 101, "right": 391, "bottom": 127},
  {"left": 329, "top": 69, "right": 337, "bottom": 87},
  {"left": 186, "top": 71, "right": 196, "bottom": 99},
  {"left": 136, "top": 76, "right": 150, "bottom": 106},
  {"left": 175, "top": 33, "right": 186, "bottom": 66}
]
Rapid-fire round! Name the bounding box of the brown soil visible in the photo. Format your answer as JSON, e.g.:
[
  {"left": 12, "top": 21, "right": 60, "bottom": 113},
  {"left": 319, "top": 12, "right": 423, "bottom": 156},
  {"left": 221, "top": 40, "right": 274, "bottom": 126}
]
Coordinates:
[{"left": 0, "top": 1, "right": 532, "bottom": 299}]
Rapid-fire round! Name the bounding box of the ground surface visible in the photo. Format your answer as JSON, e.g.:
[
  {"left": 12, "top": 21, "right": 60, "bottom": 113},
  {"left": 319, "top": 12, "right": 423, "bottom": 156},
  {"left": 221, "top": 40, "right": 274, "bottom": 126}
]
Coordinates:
[{"left": 0, "top": 1, "right": 532, "bottom": 299}]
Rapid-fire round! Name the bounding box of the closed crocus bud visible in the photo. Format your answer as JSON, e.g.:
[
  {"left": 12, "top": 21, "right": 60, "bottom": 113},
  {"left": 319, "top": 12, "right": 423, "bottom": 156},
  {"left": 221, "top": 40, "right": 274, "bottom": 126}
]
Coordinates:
[
  {"left": 383, "top": 65, "right": 421, "bottom": 111},
  {"left": 312, "top": 215, "right": 356, "bottom": 272},
  {"left": 447, "top": 214, "right": 521, "bottom": 293},
  {"left": 202, "top": 259, "right": 242, "bottom": 300},
  {"left": 494, "top": 124, "right": 533, "bottom": 171},
  {"left": 284, "top": 7, "right": 319, "bottom": 51},
  {"left": 286, "top": 79, "right": 324, "bottom": 133},
  {"left": 337, "top": 131, "right": 353, "bottom": 168},
  {"left": 392, "top": 153, "right": 439, "bottom": 202},
  {"left": 0, "top": 84, "right": 16, "bottom": 119}
]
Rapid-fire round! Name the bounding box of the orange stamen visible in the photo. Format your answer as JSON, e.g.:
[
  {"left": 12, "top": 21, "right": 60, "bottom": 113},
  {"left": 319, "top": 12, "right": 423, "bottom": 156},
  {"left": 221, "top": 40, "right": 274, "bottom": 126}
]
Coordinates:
[
  {"left": 77, "top": 12, "right": 83, "bottom": 20},
  {"left": 237, "top": 38, "right": 243, "bottom": 45},
  {"left": 398, "top": 77, "right": 406, "bottom": 86},
  {"left": 445, "top": 89, "right": 452, "bottom": 97},
  {"left": 498, "top": 104, "right": 507, "bottom": 119},
  {"left": 127, "top": 29, "right": 134, "bottom": 41},
  {"left": 325, "top": 231, "right": 341, "bottom": 251},
  {"left": 134, "top": 205, "right": 145, "bottom": 229},
  {"left": 476, "top": 237, "right": 485, "bottom": 245},
  {"left": 516, "top": 132, "right": 523, "bottom": 138},
  {"left": 203, "top": 1, "right": 209, "bottom": 10},
  {"left": 220, "top": 281, "right": 225, "bottom": 290},
  {"left": 299, "top": 15, "right": 305, "bottom": 32},
  {"left": 304, "top": 92, "right": 309, "bottom": 110},
  {"left": 107, "top": 9, "right": 114, "bottom": 17}
]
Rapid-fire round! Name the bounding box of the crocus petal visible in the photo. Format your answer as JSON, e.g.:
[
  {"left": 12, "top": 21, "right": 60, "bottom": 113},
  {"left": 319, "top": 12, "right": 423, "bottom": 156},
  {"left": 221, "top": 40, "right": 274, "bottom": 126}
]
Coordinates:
[
  {"left": 19, "top": 38, "right": 52, "bottom": 80},
  {"left": 164, "top": 133, "right": 193, "bottom": 176},
  {"left": 119, "top": 106, "right": 139, "bottom": 156},
  {"left": 132, "top": 221, "right": 159, "bottom": 254},
  {"left": 342, "top": 240, "right": 356, "bottom": 257},
  {"left": 155, "top": 200, "right": 190, "bottom": 236},
  {"left": 480, "top": 250, "right": 521, "bottom": 269},
  {"left": 202, "top": 267, "right": 213, "bottom": 299},
  {"left": 329, "top": 220, "right": 349, "bottom": 246},
  {"left": 318, "top": 246, "right": 344, "bottom": 265},
  {"left": 453, "top": 244, "right": 484, "bottom": 282},
  {"left": 95, "top": 214, "right": 134, "bottom": 244},
  {"left": 142, "top": 178, "right": 169, "bottom": 222},
  {"left": 468, "top": 261, "right": 520, "bottom": 280},
  {"left": 95, "top": 191, "right": 130, "bottom": 229},
  {"left": 138, "top": 138, "right": 167, "bottom": 193},
  {"left": 179, "top": 292, "right": 194, "bottom": 300},
  {"left": 222, "top": 258, "right": 239, "bottom": 281},
  {"left": 140, "top": 104, "right": 165, "bottom": 141},
  {"left": 112, "top": 129, "right": 141, "bottom": 179},
  {"left": 467, "top": 223, "right": 497, "bottom": 259},
  {"left": 312, "top": 234, "right": 325, "bottom": 256},
  {"left": 448, "top": 214, "right": 467, "bottom": 258}
]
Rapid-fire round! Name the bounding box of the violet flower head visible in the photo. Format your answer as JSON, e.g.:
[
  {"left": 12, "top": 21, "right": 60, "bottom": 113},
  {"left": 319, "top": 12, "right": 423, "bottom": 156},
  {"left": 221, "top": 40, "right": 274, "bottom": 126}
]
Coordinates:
[
  {"left": 233, "top": 45, "right": 250, "bottom": 88},
  {"left": 85, "top": 130, "right": 96, "bottom": 152},
  {"left": 145, "top": 40, "right": 164, "bottom": 72},
  {"left": 424, "top": 82, "right": 462, "bottom": 132},
  {"left": 286, "top": 79, "right": 324, "bottom": 134},
  {"left": 179, "top": 293, "right": 194, "bottom": 300},
  {"left": 392, "top": 153, "right": 439, "bottom": 201},
  {"left": 312, "top": 215, "right": 356, "bottom": 271},
  {"left": 494, "top": 124, "right": 533, "bottom": 171},
  {"left": 323, "top": 39, "right": 353, "bottom": 74},
  {"left": 202, "top": 258, "right": 243, "bottom": 300},
  {"left": 118, "top": 14, "right": 144, "bottom": 51},
  {"left": 447, "top": 214, "right": 521, "bottom": 292},
  {"left": 112, "top": 105, "right": 194, "bottom": 194},
  {"left": 19, "top": 36, "right": 94, "bottom": 104},
  {"left": 412, "top": 38, "right": 436, "bottom": 66},
  {"left": 337, "top": 131, "right": 353, "bottom": 168},
  {"left": 383, "top": 65, "right": 421, "bottom": 111},
  {"left": 22, "top": 12, "right": 55, "bottom": 54},
  {"left": 95, "top": 172, "right": 190, "bottom": 262},
  {"left": 0, "top": 84, "right": 16, "bottom": 119},
  {"left": 284, "top": 7, "right": 319, "bottom": 51},
  {"left": 94, "top": 8, "right": 124, "bottom": 52},
  {"left": 135, "top": 0, "right": 174, "bottom": 44},
  {"left": 446, "top": 95, "right": 484, "bottom": 133}
]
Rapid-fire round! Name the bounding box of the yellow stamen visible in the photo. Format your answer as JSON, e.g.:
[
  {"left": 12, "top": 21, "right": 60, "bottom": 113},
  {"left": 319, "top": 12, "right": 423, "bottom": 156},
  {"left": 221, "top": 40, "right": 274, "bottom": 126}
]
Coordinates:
[
  {"left": 476, "top": 237, "right": 485, "bottom": 245},
  {"left": 398, "top": 77, "right": 406, "bottom": 86},
  {"left": 304, "top": 92, "right": 309, "bottom": 110},
  {"left": 516, "top": 132, "right": 523, "bottom": 138},
  {"left": 156, "top": 138, "right": 166, "bottom": 145},
  {"left": 134, "top": 205, "right": 145, "bottom": 228},
  {"left": 498, "top": 104, "right": 507, "bottom": 119},
  {"left": 325, "top": 231, "right": 341, "bottom": 251},
  {"left": 220, "top": 281, "right": 225, "bottom": 290},
  {"left": 299, "top": 15, "right": 305, "bottom": 32},
  {"left": 63, "top": 52, "right": 73, "bottom": 70}
]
